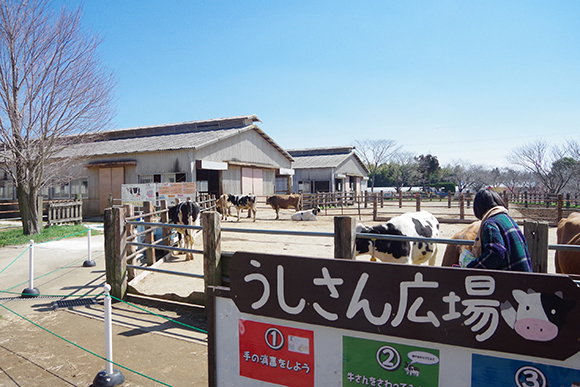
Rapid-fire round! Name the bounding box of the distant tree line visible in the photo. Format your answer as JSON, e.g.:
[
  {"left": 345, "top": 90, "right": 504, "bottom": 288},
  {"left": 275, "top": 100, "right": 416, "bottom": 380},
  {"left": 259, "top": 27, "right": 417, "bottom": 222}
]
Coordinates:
[{"left": 354, "top": 138, "right": 580, "bottom": 195}]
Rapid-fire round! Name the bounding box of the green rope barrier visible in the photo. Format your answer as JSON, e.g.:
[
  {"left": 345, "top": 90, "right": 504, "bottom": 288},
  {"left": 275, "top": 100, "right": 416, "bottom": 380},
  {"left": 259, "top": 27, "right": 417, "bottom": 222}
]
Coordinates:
[
  {"left": 0, "top": 302, "right": 174, "bottom": 386},
  {"left": 0, "top": 245, "right": 30, "bottom": 276},
  {"left": 0, "top": 253, "right": 104, "bottom": 294},
  {"left": 111, "top": 295, "right": 208, "bottom": 334}
]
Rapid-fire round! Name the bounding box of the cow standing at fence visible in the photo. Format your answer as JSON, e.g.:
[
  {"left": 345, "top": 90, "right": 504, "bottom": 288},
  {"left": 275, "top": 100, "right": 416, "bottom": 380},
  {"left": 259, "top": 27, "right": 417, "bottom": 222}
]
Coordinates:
[
  {"left": 168, "top": 199, "right": 201, "bottom": 260},
  {"left": 441, "top": 220, "right": 481, "bottom": 266},
  {"left": 227, "top": 194, "right": 257, "bottom": 222},
  {"left": 555, "top": 212, "right": 580, "bottom": 274},
  {"left": 355, "top": 210, "right": 439, "bottom": 265},
  {"left": 266, "top": 194, "right": 301, "bottom": 220}
]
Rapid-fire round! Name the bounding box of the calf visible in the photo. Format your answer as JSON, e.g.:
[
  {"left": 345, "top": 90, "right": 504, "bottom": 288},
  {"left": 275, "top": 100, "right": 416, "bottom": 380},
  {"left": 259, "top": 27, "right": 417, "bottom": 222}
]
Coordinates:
[
  {"left": 555, "top": 212, "right": 580, "bottom": 274},
  {"left": 216, "top": 194, "right": 231, "bottom": 220},
  {"left": 501, "top": 289, "right": 576, "bottom": 342},
  {"left": 441, "top": 220, "right": 481, "bottom": 266},
  {"left": 227, "top": 194, "right": 257, "bottom": 222},
  {"left": 266, "top": 194, "right": 301, "bottom": 220},
  {"left": 355, "top": 211, "right": 439, "bottom": 265},
  {"left": 291, "top": 207, "right": 321, "bottom": 221},
  {"left": 168, "top": 199, "right": 201, "bottom": 261}
]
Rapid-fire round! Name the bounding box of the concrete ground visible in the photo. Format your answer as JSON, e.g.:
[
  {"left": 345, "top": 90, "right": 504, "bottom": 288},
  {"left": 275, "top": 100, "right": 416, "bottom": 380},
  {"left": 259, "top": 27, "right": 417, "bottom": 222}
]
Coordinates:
[{"left": 0, "top": 227, "right": 208, "bottom": 387}]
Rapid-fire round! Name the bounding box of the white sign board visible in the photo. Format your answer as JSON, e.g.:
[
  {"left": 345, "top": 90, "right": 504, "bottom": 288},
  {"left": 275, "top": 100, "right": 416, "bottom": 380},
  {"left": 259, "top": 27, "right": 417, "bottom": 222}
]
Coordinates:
[{"left": 121, "top": 184, "right": 156, "bottom": 206}]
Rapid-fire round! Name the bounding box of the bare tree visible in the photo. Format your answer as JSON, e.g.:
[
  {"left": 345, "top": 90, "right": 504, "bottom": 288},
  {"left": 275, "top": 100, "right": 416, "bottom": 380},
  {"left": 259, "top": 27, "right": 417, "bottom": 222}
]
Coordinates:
[
  {"left": 507, "top": 140, "right": 574, "bottom": 194},
  {"left": 0, "top": 0, "right": 115, "bottom": 235},
  {"left": 353, "top": 139, "right": 400, "bottom": 191}
]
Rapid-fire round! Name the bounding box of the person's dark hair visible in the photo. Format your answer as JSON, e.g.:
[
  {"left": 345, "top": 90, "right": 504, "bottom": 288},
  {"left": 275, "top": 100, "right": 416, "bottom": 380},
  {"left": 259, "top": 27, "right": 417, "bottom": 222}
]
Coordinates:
[{"left": 473, "top": 188, "right": 507, "bottom": 219}]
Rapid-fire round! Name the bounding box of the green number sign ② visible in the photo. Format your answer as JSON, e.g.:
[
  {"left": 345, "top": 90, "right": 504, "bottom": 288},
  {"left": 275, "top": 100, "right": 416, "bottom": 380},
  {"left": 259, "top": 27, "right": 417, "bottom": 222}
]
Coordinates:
[{"left": 343, "top": 336, "right": 440, "bottom": 386}]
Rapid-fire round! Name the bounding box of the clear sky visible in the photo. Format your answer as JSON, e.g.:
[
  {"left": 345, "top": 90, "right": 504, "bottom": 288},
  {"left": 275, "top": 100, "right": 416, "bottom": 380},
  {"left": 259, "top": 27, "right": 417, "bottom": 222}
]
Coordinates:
[{"left": 63, "top": 0, "right": 580, "bottom": 169}]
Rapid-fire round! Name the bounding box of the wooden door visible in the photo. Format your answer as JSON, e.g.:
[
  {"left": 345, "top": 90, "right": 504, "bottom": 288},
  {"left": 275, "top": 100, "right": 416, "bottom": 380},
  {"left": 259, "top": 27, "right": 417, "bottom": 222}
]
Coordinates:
[{"left": 99, "top": 167, "right": 124, "bottom": 213}]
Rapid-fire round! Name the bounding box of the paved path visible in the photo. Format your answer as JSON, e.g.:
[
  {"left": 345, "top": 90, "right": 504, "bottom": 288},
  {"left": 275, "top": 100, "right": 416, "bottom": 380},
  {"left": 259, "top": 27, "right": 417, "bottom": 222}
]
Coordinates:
[{"left": 0, "top": 230, "right": 208, "bottom": 387}]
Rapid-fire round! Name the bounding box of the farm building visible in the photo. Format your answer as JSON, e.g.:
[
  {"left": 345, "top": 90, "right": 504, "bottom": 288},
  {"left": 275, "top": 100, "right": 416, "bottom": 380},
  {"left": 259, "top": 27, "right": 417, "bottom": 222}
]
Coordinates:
[
  {"left": 23, "top": 115, "right": 294, "bottom": 216},
  {"left": 287, "top": 146, "right": 369, "bottom": 193}
]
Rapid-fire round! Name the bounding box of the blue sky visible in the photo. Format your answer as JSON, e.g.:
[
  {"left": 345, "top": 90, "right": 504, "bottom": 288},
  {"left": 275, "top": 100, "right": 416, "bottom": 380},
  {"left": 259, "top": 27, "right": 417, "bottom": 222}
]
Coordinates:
[{"left": 64, "top": 1, "right": 580, "bottom": 168}]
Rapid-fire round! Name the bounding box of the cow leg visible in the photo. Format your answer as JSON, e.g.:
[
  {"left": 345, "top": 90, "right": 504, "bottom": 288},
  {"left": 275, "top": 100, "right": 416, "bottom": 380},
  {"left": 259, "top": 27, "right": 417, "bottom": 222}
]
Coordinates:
[
  {"left": 275, "top": 208, "right": 279, "bottom": 220},
  {"left": 185, "top": 233, "right": 194, "bottom": 261},
  {"left": 252, "top": 207, "right": 256, "bottom": 222},
  {"left": 428, "top": 244, "right": 438, "bottom": 266},
  {"left": 237, "top": 208, "right": 241, "bottom": 222}
]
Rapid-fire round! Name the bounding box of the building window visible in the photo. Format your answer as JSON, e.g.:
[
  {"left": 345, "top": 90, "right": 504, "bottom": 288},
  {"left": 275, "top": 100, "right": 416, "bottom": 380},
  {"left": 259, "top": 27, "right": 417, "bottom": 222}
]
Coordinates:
[
  {"left": 139, "top": 172, "right": 187, "bottom": 184},
  {"left": 71, "top": 178, "right": 89, "bottom": 198},
  {"left": 0, "top": 180, "right": 13, "bottom": 200}
]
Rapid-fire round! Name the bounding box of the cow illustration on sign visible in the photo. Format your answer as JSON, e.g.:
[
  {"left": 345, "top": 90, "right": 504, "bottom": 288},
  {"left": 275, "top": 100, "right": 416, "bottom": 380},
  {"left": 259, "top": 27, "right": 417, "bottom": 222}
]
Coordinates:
[{"left": 501, "top": 289, "right": 576, "bottom": 342}]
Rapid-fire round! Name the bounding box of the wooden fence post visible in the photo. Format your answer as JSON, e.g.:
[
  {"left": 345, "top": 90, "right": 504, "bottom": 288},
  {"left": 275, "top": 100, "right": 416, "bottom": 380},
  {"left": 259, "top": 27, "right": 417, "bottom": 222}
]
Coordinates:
[
  {"left": 124, "top": 204, "right": 136, "bottom": 281},
  {"left": 334, "top": 216, "right": 356, "bottom": 260},
  {"left": 144, "top": 201, "right": 155, "bottom": 265},
  {"left": 524, "top": 220, "right": 548, "bottom": 273},
  {"left": 524, "top": 191, "right": 528, "bottom": 208},
  {"left": 373, "top": 193, "right": 378, "bottom": 221},
  {"left": 398, "top": 190, "right": 403, "bottom": 208},
  {"left": 448, "top": 191, "right": 452, "bottom": 208},
  {"left": 459, "top": 194, "right": 465, "bottom": 220},
  {"left": 203, "top": 211, "right": 222, "bottom": 294},
  {"left": 558, "top": 194, "right": 563, "bottom": 221},
  {"left": 104, "top": 206, "right": 127, "bottom": 299},
  {"left": 415, "top": 193, "right": 421, "bottom": 212}
]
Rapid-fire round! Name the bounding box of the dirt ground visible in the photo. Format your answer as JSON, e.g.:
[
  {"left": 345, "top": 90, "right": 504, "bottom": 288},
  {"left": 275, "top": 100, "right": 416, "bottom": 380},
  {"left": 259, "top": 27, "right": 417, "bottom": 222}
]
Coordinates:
[{"left": 0, "top": 205, "right": 561, "bottom": 386}]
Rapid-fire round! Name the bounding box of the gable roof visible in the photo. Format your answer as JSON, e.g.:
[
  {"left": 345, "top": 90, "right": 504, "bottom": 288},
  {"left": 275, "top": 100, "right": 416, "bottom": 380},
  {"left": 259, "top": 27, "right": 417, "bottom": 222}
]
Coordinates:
[
  {"left": 58, "top": 115, "right": 293, "bottom": 162},
  {"left": 287, "top": 146, "right": 369, "bottom": 173}
]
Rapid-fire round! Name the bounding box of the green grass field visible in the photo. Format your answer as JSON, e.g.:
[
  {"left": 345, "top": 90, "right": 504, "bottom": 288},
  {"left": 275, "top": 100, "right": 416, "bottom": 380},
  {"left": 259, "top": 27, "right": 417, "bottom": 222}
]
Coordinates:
[{"left": 0, "top": 224, "right": 100, "bottom": 247}]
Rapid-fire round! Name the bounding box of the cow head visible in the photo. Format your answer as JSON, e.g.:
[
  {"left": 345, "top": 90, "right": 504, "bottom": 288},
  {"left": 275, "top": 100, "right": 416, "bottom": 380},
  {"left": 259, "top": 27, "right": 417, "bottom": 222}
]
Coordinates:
[{"left": 502, "top": 289, "right": 576, "bottom": 342}]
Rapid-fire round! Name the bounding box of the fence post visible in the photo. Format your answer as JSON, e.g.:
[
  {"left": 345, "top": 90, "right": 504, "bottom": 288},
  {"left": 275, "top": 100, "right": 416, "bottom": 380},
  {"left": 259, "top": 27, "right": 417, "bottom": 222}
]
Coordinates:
[
  {"left": 557, "top": 194, "right": 563, "bottom": 221},
  {"left": 459, "top": 194, "right": 465, "bottom": 220},
  {"left": 524, "top": 220, "right": 548, "bottom": 273},
  {"left": 203, "top": 211, "right": 222, "bottom": 292},
  {"left": 448, "top": 191, "right": 452, "bottom": 208},
  {"left": 373, "top": 193, "right": 378, "bottom": 221},
  {"left": 334, "top": 216, "right": 356, "bottom": 260},
  {"left": 104, "top": 206, "right": 127, "bottom": 299},
  {"left": 415, "top": 193, "right": 421, "bottom": 212},
  {"left": 108, "top": 193, "right": 113, "bottom": 208},
  {"left": 124, "top": 204, "right": 135, "bottom": 279},
  {"left": 566, "top": 193, "right": 571, "bottom": 209},
  {"left": 144, "top": 201, "right": 155, "bottom": 265},
  {"left": 398, "top": 190, "right": 403, "bottom": 208},
  {"left": 524, "top": 191, "right": 528, "bottom": 208}
]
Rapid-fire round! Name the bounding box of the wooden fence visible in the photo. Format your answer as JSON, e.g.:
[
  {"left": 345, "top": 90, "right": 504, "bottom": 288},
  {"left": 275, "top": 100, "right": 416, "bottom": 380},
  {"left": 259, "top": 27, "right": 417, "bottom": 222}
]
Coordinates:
[
  {"left": 104, "top": 203, "right": 573, "bottom": 305},
  {"left": 0, "top": 195, "right": 82, "bottom": 226}
]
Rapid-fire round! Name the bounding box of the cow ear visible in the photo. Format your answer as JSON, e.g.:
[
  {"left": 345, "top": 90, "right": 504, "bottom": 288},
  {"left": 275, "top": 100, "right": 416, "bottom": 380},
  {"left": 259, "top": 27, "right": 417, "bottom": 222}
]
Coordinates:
[
  {"left": 555, "top": 291, "right": 564, "bottom": 299},
  {"left": 527, "top": 288, "right": 536, "bottom": 294},
  {"left": 512, "top": 289, "right": 528, "bottom": 303}
]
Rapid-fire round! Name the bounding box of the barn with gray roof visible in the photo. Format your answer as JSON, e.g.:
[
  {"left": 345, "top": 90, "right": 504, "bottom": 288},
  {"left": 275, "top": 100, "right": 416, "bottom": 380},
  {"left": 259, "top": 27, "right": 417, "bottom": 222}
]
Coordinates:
[
  {"left": 57, "top": 115, "right": 294, "bottom": 215},
  {"left": 287, "top": 147, "right": 369, "bottom": 193}
]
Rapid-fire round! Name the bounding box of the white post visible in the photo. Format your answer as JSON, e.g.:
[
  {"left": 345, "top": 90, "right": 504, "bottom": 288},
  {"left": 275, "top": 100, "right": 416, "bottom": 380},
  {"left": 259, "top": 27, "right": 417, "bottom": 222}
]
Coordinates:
[
  {"left": 28, "top": 240, "right": 34, "bottom": 289},
  {"left": 104, "top": 283, "right": 114, "bottom": 375},
  {"left": 93, "top": 283, "right": 125, "bottom": 386},
  {"left": 21, "top": 240, "right": 39, "bottom": 297},
  {"left": 83, "top": 228, "right": 96, "bottom": 267},
  {"left": 88, "top": 228, "right": 92, "bottom": 262}
]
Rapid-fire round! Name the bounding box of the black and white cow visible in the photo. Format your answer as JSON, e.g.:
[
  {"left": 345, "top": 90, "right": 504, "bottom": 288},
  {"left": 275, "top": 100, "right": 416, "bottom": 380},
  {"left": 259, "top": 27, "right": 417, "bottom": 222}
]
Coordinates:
[
  {"left": 501, "top": 289, "right": 576, "bottom": 342},
  {"left": 355, "top": 210, "right": 439, "bottom": 265},
  {"left": 291, "top": 207, "right": 321, "bottom": 221},
  {"left": 168, "top": 199, "right": 201, "bottom": 260},
  {"left": 227, "top": 194, "right": 257, "bottom": 222}
]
